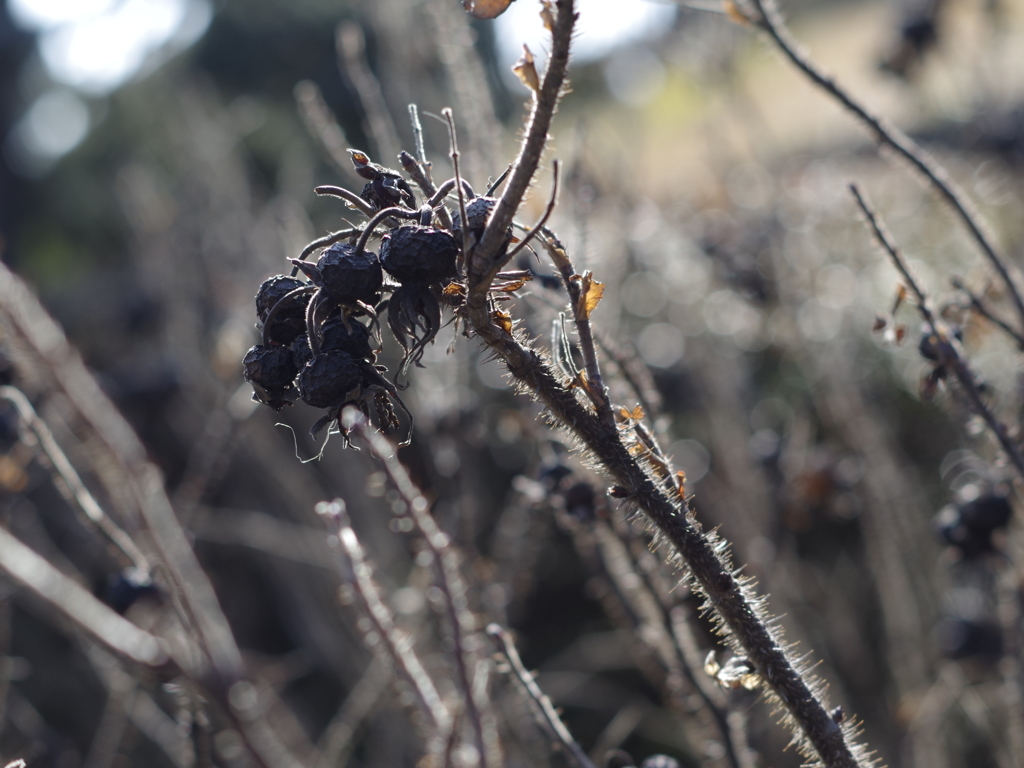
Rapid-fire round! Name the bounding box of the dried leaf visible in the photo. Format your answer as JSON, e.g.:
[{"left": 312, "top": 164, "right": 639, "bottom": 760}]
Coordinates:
[
  {"left": 463, "top": 0, "right": 515, "bottom": 20},
  {"left": 540, "top": 0, "right": 556, "bottom": 30},
  {"left": 513, "top": 45, "right": 541, "bottom": 92},
  {"left": 891, "top": 283, "right": 908, "bottom": 315},
  {"left": 493, "top": 308, "right": 513, "bottom": 335},
  {"left": 675, "top": 470, "right": 687, "bottom": 500},
  {"left": 893, "top": 323, "right": 908, "bottom": 344},
  {"left": 872, "top": 315, "right": 887, "bottom": 332},
  {"left": 442, "top": 282, "right": 464, "bottom": 297},
  {"left": 723, "top": 0, "right": 751, "bottom": 24},
  {"left": 494, "top": 277, "right": 530, "bottom": 292},
  {"left": 576, "top": 271, "right": 605, "bottom": 320}
]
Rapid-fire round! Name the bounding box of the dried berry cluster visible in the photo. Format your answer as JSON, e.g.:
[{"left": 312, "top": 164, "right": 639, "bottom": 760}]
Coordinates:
[{"left": 243, "top": 149, "right": 516, "bottom": 443}]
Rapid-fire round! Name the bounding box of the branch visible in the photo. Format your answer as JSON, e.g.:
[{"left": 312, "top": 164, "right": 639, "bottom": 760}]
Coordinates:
[
  {"left": 467, "top": 0, "right": 576, "bottom": 302},
  {"left": 344, "top": 409, "right": 500, "bottom": 768},
  {"left": 746, "top": 0, "right": 1024, "bottom": 337},
  {"left": 317, "top": 498, "right": 453, "bottom": 736},
  {"left": 487, "top": 624, "right": 598, "bottom": 768},
  {"left": 850, "top": 183, "right": 1024, "bottom": 482}
]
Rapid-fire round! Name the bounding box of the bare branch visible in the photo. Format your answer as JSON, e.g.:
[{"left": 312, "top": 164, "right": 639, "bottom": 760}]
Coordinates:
[{"left": 747, "top": 0, "right": 1024, "bottom": 337}]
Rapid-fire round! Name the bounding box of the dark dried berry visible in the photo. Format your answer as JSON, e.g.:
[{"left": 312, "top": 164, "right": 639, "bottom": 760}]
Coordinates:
[
  {"left": 257, "top": 275, "right": 311, "bottom": 345},
  {"left": 256, "top": 274, "right": 306, "bottom": 321},
  {"left": 918, "top": 323, "right": 962, "bottom": 362},
  {"left": 290, "top": 333, "right": 314, "bottom": 371},
  {"left": 293, "top": 243, "right": 384, "bottom": 306},
  {"left": 380, "top": 225, "right": 459, "bottom": 285},
  {"left": 244, "top": 345, "right": 299, "bottom": 410},
  {"left": 452, "top": 196, "right": 498, "bottom": 237},
  {"left": 321, "top": 316, "right": 375, "bottom": 360},
  {"left": 960, "top": 493, "right": 1012, "bottom": 532},
  {"left": 297, "top": 350, "right": 362, "bottom": 409},
  {"left": 933, "top": 616, "right": 1002, "bottom": 660}
]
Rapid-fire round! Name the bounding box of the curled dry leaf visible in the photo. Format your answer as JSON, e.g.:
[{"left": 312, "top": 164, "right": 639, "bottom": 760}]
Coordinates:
[
  {"left": 463, "top": 0, "right": 515, "bottom": 20},
  {"left": 493, "top": 308, "right": 514, "bottom": 335},
  {"left": 576, "top": 271, "right": 605, "bottom": 320},
  {"left": 540, "top": 0, "right": 556, "bottom": 31},
  {"left": 513, "top": 45, "right": 541, "bottom": 92}
]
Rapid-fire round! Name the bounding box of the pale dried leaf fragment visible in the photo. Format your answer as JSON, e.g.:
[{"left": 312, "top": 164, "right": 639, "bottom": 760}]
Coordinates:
[
  {"left": 723, "top": 0, "right": 751, "bottom": 24},
  {"left": 493, "top": 308, "right": 514, "bottom": 335},
  {"left": 513, "top": 45, "right": 541, "bottom": 92},
  {"left": 463, "top": 0, "right": 515, "bottom": 20},
  {"left": 540, "top": 0, "right": 556, "bottom": 31},
  {"left": 576, "top": 271, "right": 605, "bottom": 319}
]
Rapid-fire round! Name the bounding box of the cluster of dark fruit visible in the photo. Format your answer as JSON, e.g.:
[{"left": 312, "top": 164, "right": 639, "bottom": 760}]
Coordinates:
[
  {"left": 243, "top": 149, "right": 514, "bottom": 443},
  {"left": 934, "top": 489, "right": 1012, "bottom": 558}
]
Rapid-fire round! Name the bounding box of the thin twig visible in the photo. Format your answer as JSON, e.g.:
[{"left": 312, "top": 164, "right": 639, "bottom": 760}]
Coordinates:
[
  {"left": 487, "top": 623, "right": 598, "bottom": 768},
  {"left": 506, "top": 161, "right": 560, "bottom": 263},
  {"left": 314, "top": 185, "right": 376, "bottom": 218},
  {"left": 747, "top": 0, "right": 1024, "bottom": 337},
  {"left": 336, "top": 22, "right": 403, "bottom": 162},
  {"left": 295, "top": 228, "right": 360, "bottom": 265},
  {"left": 344, "top": 409, "right": 499, "bottom": 768},
  {"left": 444, "top": 108, "right": 473, "bottom": 277},
  {"left": 950, "top": 277, "right": 1024, "bottom": 349},
  {"left": 850, "top": 183, "right": 1024, "bottom": 481},
  {"left": 317, "top": 498, "right": 453, "bottom": 735},
  {"left": 294, "top": 80, "right": 359, "bottom": 183},
  {"left": 541, "top": 228, "right": 615, "bottom": 427},
  {"left": 0, "top": 524, "right": 171, "bottom": 668},
  {"left": 0, "top": 386, "right": 151, "bottom": 573}
]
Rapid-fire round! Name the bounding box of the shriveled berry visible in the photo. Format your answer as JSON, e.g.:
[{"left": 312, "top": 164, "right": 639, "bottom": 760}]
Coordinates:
[
  {"left": 256, "top": 275, "right": 311, "bottom": 345},
  {"left": 244, "top": 344, "right": 299, "bottom": 411},
  {"left": 293, "top": 243, "right": 383, "bottom": 306},
  {"left": 256, "top": 274, "right": 306, "bottom": 321},
  {"left": 297, "top": 350, "right": 362, "bottom": 409},
  {"left": 960, "top": 493, "right": 1012, "bottom": 532},
  {"left": 380, "top": 225, "right": 459, "bottom": 284},
  {"left": 918, "top": 323, "right": 962, "bottom": 362},
  {"left": 452, "top": 196, "right": 497, "bottom": 237},
  {"left": 318, "top": 243, "right": 383, "bottom": 304},
  {"left": 321, "top": 316, "right": 375, "bottom": 360},
  {"left": 290, "top": 333, "right": 314, "bottom": 371}
]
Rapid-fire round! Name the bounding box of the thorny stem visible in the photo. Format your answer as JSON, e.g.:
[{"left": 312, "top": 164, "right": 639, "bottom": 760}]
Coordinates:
[
  {"left": 463, "top": 310, "right": 862, "bottom": 767},
  {"left": 345, "top": 410, "right": 498, "bottom": 768},
  {"left": 850, "top": 184, "right": 1024, "bottom": 482},
  {"left": 317, "top": 498, "right": 454, "bottom": 735},
  {"left": 487, "top": 624, "right": 598, "bottom": 768},
  {"left": 467, "top": 0, "right": 576, "bottom": 300},
  {"left": 747, "top": 0, "right": 1024, "bottom": 338},
  {"left": 461, "top": 6, "right": 863, "bottom": 763},
  {"left": 314, "top": 185, "right": 376, "bottom": 218}
]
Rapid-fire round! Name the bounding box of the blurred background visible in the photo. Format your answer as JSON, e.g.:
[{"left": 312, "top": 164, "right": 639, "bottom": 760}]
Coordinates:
[{"left": 2, "top": 0, "right": 1024, "bottom": 766}]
